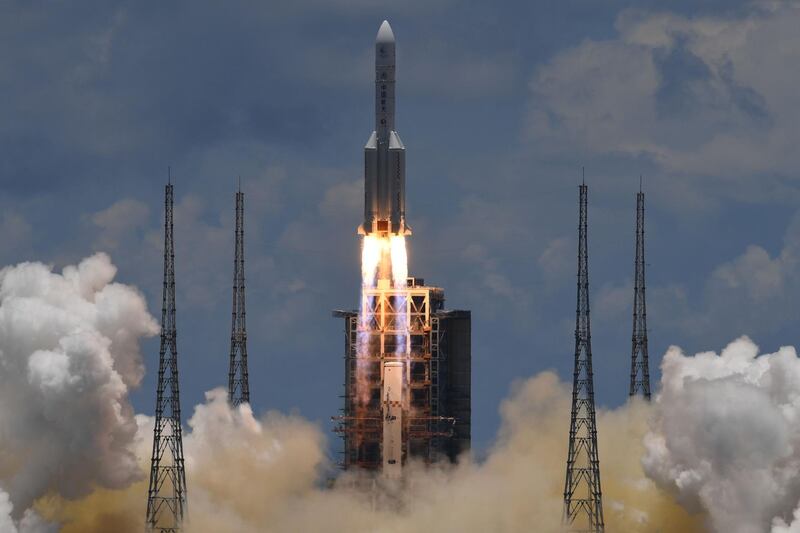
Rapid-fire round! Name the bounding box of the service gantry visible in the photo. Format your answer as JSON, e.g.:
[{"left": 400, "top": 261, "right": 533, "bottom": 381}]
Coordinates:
[{"left": 333, "top": 278, "right": 471, "bottom": 472}]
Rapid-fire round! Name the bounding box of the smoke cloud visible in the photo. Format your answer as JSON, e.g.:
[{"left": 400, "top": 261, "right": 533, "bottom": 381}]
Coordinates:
[
  {"left": 0, "top": 254, "right": 158, "bottom": 530},
  {"left": 0, "top": 489, "right": 56, "bottom": 533},
  {"left": 643, "top": 337, "right": 800, "bottom": 532},
  {"left": 44, "top": 374, "right": 701, "bottom": 533},
  {"left": 6, "top": 254, "right": 800, "bottom": 532}
]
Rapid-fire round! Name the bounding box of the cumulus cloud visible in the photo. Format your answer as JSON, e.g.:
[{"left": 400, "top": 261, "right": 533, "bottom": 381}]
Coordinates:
[
  {"left": 693, "top": 210, "right": 800, "bottom": 338},
  {"left": 527, "top": 3, "right": 800, "bottom": 183},
  {"left": 90, "top": 198, "right": 150, "bottom": 252},
  {"left": 537, "top": 236, "right": 572, "bottom": 286},
  {"left": 0, "top": 254, "right": 158, "bottom": 515},
  {"left": 592, "top": 208, "right": 800, "bottom": 343},
  {"left": 644, "top": 337, "right": 800, "bottom": 532}
]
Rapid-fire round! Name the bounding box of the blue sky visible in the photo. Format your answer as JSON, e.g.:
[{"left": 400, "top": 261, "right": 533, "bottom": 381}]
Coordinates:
[{"left": 2, "top": 1, "right": 799, "bottom": 453}]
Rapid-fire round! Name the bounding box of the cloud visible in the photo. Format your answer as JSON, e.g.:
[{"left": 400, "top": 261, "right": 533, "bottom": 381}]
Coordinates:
[
  {"left": 0, "top": 253, "right": 157, "bottom": 515},
  {"left": 90, "top": 198, "right": 150, "bottom": 252},
  {"left": 41, "top": 372, "right": 706, "bottom": 533},
  {"left": 643, "top": 336, "right": 800, "bottom": 532},
  {"left": 318, "top": 179, "right": 362, "bottom": 221},
  {"left": 592, "top": 209, "right": 800, "bottom": 342},
  {"left": 698, "top": 210, "right": 800, "bottom": 336},
  {"left": 526, "top": 3, "right": 800, "bottom": 185},
  {"left": 0, "top": 490, "right": 56, "bottom": 533},
  {"left": 538, "top": 237, "right": 572, "bottom": 287}
]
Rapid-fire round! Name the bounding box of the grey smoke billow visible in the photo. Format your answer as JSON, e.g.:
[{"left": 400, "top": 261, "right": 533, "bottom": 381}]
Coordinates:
[
  {"left": 0, "top": 489, "right": 56, "bottom": 533},
  {"left": 0, "top": 254, "right": 157, "bottom": 524}
]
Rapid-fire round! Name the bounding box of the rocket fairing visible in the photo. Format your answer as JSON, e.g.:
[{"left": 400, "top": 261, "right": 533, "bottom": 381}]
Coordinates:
[{"left": 361, "top": 20, "right": 410, "bottom": 237}]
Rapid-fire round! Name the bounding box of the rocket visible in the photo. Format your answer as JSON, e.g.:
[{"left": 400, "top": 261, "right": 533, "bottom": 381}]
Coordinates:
[{"left": 360, "top": 20, "right": 410, "bottom": 237}]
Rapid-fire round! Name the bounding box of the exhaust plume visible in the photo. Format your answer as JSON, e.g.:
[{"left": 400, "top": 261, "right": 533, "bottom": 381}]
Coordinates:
[
  {"left": 0, "top": 254, "right": 157, "bottom": 528},
  {"left": 5, "top": 254, "right": 800, "bottom": 533},
  {"left": 644, "top": 337, "right": 800, "bottom": 532},
  {"left": 42, "top": 374, "right": 703, "bottom": 532}
]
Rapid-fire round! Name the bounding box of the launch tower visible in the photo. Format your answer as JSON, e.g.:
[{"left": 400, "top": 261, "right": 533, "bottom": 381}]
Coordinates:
[
  {"left": 629, "top": 185, "right": 650, "bottom": 400},
  {"left": 563, "top": 183, "right": 604, "bottom": 532},
  {"left": 146, "top": 180, "right": 188, "bottom": 532},
  {"left": 228, "top": 188, "right": 250, "bottom": 406}
]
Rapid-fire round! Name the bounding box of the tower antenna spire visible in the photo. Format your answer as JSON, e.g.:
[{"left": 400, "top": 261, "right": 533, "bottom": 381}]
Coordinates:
[
  {"left": 146, "top": 180, "right": 188, "bottom": 532},
  {"left": 228, "top": 188, "right": 250, "bottom": 406},
  {"left": 563, "top": 183, "right": 605, "bottom": 532},
  {"left": 629, "top": 185, "right": 651, "bottom": 400}
]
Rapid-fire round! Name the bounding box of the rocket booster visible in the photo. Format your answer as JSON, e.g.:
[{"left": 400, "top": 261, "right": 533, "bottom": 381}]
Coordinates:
[{"left": 361, "top": 20, "right": 410, "bottom": 237}]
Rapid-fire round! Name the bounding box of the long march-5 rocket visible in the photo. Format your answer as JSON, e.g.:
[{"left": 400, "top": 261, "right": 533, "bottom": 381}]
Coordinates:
[{"left": 361, "top": 20, "right": 410, "bottom": 237}]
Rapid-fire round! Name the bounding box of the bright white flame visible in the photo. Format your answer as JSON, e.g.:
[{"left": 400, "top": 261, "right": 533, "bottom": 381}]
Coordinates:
[
  {"left": 390, "top": 235, "right": 409, "bottom": 357},
  {"left": 356, "top": 234, "right": 411, "bottom": 400},
  {"left": 361, "top": 235, "right": 382, "bottom": 288},
  {"left": 390, "top": 235, "right": 408, "bottom": 288}
]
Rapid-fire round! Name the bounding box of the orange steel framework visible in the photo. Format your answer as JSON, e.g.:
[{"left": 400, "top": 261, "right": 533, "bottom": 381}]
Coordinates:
[{"left": 334, "top": 278, "right": 469, "bottom": 471}]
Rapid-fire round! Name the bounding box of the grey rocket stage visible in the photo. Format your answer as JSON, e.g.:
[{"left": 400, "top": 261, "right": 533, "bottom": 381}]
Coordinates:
[{"left": 361, "top": 20, "right": 409, "bottom": 238}]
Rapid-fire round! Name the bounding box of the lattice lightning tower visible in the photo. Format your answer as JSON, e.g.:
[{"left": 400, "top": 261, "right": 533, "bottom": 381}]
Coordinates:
[
  {"left": 228, "top": 188, "right": 250, "bottom": 406},
  {"left": 629, "top": 186, "right": 651, "bottom": 399},
  {"left": 146, "top": 181, "right": 188, "bottom": 532},
  {"left": 563, "top": 183, "right": 604, "bottom": 533}
]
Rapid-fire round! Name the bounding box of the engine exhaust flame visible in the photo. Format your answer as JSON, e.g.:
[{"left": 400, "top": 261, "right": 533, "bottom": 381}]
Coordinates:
[
  {"left": 355, "top": 235, "right": 410, "bottom": 406},
  {"left": 390, "top": 235, "right": 408, "bottom": 357}
]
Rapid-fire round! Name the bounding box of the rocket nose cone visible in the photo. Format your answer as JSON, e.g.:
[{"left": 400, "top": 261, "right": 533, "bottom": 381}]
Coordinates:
[{"left": 376, "top": 20, "right": 395, "bottom": 44}]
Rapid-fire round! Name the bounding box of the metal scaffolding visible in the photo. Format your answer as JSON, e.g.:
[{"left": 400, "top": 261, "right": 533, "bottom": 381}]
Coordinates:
[
  {"left": 563, "top": 183, "right": 604, "bottom": 533},
  {"left": 333, "top": 278, "right": 469, "bottom": 471},
  {"left": 629, "top": 187, "right": 651, "bottom": 400},
  {"left": 228, "top": 189, "right": 250, "bottom": 406},
  {"left": 146, "top": 180, "right": 188, "bottom": 532}
]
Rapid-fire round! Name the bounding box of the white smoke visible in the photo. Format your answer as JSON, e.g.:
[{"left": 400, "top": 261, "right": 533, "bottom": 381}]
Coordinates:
[
  {"left": 10, "top": 253, "right": 800, "bottom": 533},
  {"left": 131, "top": 373, "right": 688, "bottom": 533},
  {"left": 0, "top": 490, "right": 56, "bottom": 533},
  {"left": 0, "top": 254, "right": 158, "bottom": 517},
  {"left": 644, "top": 337, "right": 800, "bottom": 532},
  {"left": 0, "top": 252, "right": 694, "bottom": 532}
]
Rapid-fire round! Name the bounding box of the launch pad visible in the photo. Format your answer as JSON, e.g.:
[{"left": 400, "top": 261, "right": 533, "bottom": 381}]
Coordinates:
[{"left": 334, "top": 278, "right": 470, "bottom": 471}]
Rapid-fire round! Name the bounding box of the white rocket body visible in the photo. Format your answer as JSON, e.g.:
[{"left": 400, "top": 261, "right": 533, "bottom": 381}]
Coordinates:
[
  {"left": 362, "top": 21, "right": 409, "bottom": 237},
  {"left": 382, "top": 361, "right": 404, "bottom": 479}
]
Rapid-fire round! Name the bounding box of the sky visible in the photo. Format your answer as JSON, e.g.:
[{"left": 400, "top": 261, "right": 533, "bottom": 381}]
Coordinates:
[{"left": 1, "top": 0, "right": 799, "bottom": 454}]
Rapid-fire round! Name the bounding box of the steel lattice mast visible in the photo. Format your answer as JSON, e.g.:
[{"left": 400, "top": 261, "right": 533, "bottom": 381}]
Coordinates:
[
  {"left": 629, "top": 186, "right": 651, "bottom": 400},
  {"left": 146, "top": 180, "right": 188, "bottom": 532},
  {"left": 228, "top": 188, "right": 250, "bottom": 406},
  {"left": 563, "top": 183, "right": 604, "bottom": 533}
]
